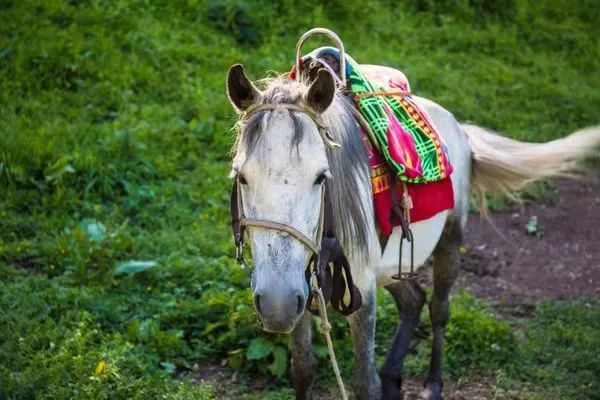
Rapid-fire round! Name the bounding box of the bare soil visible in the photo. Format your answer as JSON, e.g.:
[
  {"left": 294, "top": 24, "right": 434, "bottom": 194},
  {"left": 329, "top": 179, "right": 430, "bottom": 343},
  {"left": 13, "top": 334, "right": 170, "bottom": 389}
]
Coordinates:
[{"left": 458, "top": 176, "right": 600, "bottom": 306}]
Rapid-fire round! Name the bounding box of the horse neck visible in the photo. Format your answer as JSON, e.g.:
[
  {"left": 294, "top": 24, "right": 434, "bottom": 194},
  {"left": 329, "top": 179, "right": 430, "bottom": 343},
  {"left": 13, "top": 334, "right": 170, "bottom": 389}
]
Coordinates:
[{"left": 322, "top": 94, "right": 376, "bottom": 264}]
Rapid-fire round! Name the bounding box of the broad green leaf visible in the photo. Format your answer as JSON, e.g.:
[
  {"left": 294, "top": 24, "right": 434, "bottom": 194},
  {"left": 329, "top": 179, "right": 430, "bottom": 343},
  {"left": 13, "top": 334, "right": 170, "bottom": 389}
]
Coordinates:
[
  {"left": 115, "top": 260, "right": 158, "bottom": 276},
  {"left": 79, "top": 219, "right": 106, "bottom": 242},
  {"left": 268, "top": 346, "right": 288, "bottom": 377},
  {"left": 246, "top": 337, "right": 274, "bottom": 360}
]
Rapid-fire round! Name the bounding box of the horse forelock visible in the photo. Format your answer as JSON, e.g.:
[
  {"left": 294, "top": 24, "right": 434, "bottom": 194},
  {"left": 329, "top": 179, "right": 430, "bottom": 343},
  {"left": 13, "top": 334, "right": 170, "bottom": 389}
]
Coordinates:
[
  {"left": 232, "top": 76, "right": 373, "bottom": 262},
  {"left": 233, "top": 76, "right": 307, "bottom": 158}
]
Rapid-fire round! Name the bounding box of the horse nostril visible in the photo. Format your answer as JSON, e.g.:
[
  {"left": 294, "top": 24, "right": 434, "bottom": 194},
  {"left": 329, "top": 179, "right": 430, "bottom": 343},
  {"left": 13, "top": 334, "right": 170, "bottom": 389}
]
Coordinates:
[
  {"left": 254, "top": 294, "right": 262, "bottom": 314},
  {"left": 296, "top": 295, "right": 304, "bottom": 315}
]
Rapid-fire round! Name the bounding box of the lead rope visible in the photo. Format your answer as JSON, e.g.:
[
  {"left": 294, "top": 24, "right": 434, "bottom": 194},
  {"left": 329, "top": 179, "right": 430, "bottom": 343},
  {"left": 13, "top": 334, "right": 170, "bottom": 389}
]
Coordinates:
[
  {"left": 313, "top": 184, "right": 347, "bottom": 400},
  {"left": 312, "top": 276, "right": 348, "bottom": 400}
]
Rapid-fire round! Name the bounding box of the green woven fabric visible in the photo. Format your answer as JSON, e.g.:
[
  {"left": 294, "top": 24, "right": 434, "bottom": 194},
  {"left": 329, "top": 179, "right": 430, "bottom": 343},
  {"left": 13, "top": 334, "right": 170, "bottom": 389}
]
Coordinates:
[{"left": 346, "top": 55, "right": 451, "bottom": 183}]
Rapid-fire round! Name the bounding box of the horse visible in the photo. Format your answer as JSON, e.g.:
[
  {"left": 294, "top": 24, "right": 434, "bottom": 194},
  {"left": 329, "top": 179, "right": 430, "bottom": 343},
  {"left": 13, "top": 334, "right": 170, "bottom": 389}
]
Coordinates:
[{"left": 225, "top": 61, "right": 600, "bottom": 400}]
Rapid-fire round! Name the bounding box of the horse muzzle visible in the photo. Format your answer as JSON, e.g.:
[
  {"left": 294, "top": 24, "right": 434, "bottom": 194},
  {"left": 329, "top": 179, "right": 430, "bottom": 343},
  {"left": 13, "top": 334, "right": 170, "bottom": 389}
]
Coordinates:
[{"left": 253, "top": 286, "right": 306, "bottom": 333}]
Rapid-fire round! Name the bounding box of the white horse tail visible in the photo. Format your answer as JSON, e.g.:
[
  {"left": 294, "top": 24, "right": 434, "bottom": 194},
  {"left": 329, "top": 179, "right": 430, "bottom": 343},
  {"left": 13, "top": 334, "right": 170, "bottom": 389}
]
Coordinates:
[{"left": 462, "top": 123, "right": 600, "bottom": 212}]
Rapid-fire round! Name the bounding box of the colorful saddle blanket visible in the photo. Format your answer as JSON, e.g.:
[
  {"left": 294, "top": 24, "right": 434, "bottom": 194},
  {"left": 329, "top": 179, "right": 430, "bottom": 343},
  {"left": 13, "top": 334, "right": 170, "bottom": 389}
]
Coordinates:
[{"left": 292, "top": 47, "right": 454, "bottom": 235}]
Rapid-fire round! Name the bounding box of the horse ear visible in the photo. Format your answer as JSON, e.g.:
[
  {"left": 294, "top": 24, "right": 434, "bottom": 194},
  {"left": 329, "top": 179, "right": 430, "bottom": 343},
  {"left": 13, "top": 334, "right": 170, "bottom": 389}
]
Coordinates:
[
  {"left": 227, "top": 64, "right": 260, "bottom": 112},
  {"left": 305, "top": 69, "right": 335, "bottom": 114}
]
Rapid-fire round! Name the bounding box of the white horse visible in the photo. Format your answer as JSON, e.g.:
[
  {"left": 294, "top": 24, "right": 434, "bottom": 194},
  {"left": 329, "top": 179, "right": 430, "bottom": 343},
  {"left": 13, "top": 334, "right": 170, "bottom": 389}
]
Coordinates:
[{"left": 226, "top": 62, "right": 599, "bottom": 400}]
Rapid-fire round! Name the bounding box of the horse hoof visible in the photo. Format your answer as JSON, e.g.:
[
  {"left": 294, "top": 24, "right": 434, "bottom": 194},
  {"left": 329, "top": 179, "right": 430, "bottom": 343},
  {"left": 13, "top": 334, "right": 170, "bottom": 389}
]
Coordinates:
[
  {"left": 381, "top": 379, "right": 402, "bottom": 400},
  {"left": 419, "top": 385, "right": 442, "bottom": 400}
]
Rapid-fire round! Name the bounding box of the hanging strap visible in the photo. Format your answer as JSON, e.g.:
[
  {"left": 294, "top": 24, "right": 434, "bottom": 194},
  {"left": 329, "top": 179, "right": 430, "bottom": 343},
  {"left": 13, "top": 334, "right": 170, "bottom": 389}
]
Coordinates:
[
  {"left": 308, "top": 185, "right": 362, "bottom": 315},
  {"left": 389, "top": 178, "right": 415, "bottom": 280}
]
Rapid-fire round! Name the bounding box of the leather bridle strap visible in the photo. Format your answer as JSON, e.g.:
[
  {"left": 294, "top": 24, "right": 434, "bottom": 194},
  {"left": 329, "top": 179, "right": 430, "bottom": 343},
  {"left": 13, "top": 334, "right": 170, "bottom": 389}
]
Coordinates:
[
  {"left": 240, "top": 218, "right": 319, "bottom": 255},
  {"left": 232, "top": 177, "right": 325, "bottom": 265},
  {"left": 309, "top": 185, "right": 362, "bottom": 315},
  {"left": 241, "top": 103, "right": 340, "bottom": 149}
]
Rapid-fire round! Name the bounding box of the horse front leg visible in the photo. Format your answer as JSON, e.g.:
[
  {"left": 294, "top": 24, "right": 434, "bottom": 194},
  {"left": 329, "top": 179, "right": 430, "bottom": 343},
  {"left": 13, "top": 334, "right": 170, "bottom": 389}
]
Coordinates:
[
  {"left": 291, "top": 311, "right": 316, "bottom": 400},
  {"left": 347, "top": 269, "right": 382, "bottom": 400},
  {"left": 422, "top": 218, "right": 461, "bottom": 400}
]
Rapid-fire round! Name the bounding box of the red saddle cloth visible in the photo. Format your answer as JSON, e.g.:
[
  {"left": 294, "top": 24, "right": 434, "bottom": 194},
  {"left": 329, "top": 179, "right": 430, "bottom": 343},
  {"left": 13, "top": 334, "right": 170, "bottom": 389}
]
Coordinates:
[
  {"left": 356, "top": 65, "right": 454, "bottom": 236},
  {"left": 361, "top": 131, "right": 454, "bottom": 236}
]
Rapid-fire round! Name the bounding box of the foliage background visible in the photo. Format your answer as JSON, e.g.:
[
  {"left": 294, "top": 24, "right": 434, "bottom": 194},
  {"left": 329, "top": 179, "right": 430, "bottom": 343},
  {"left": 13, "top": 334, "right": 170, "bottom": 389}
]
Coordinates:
[{"left": 0, "top": 0, "right": 598, "bottom": 398}]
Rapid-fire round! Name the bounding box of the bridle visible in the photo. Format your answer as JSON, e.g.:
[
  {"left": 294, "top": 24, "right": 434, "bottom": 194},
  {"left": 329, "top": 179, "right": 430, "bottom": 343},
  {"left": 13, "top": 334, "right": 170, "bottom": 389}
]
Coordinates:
[{"left": 230, "top": 103, "right": 362, "bottom": 316}]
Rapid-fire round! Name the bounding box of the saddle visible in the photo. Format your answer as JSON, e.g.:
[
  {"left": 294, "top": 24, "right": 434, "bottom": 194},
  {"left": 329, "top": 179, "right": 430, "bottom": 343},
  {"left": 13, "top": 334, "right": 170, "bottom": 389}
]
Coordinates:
[{"left": 291, "top": 47, "right": 455, "bottom": 237}]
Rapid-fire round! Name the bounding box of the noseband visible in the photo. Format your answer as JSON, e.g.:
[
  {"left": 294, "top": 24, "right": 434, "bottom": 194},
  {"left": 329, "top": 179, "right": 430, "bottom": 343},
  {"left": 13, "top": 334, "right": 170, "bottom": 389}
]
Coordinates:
[
  {"left": 230, "top": 103, "right": 362, "bottom": 316},
  {"left": 232, "top": 175, "right": 324, "bottom": 263}
]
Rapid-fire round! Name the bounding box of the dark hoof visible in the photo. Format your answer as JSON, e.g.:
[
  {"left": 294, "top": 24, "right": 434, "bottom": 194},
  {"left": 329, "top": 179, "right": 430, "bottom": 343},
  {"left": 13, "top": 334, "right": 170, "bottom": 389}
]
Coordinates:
[
  {"left": 420, "top": 381, "right": 442, "bottom": 400},
  {"left": 381, "top": 377, "right": 402, "bottom": 400},
  {"left": 294, "top": 392, "right": 312, "bottom": 400},
  {"left": 294, "top": 386, "right": 313, "bottom": 400}
]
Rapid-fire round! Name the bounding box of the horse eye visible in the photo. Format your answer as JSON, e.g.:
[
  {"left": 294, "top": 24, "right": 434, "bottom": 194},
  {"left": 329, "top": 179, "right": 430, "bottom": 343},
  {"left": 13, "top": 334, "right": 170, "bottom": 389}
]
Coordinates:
[
  {"left": 314, "top": 173, "right": 327, "bottom": 185},
  {"left": 238, "top": 174, "right": 248, "bottom": 185}
]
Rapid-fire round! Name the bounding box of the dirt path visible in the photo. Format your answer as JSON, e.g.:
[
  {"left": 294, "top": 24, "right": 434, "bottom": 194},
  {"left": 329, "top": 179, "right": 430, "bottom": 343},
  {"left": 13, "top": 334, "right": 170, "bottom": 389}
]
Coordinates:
[{"left": 458, "top": 176, "right": 600, "bottom": 306}]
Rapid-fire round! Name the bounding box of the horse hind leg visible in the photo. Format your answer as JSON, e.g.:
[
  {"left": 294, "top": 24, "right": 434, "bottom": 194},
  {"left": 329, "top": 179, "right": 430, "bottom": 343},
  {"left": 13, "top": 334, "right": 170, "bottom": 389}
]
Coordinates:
[
  {"left": 380, "top": 279, "right": 426, "bottom": 400},
  {"left": 422, "top": 217, "right": 462, "bottom": 400},
  {"left": 290, "top": 311, "right": 316, "bottom": 400}
]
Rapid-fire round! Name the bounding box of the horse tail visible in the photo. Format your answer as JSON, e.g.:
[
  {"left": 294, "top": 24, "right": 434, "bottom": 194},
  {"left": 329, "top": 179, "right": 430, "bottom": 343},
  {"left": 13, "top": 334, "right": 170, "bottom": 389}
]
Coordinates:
[{"left": 461, "top": 123, "right": 600, "bottom": 212}]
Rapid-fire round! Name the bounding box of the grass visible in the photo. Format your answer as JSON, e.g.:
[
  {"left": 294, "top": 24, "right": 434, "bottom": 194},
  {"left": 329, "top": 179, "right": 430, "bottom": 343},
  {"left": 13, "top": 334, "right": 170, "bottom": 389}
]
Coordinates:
[{"left": 0, "top": 0, "right": 599, "bottom": 398}]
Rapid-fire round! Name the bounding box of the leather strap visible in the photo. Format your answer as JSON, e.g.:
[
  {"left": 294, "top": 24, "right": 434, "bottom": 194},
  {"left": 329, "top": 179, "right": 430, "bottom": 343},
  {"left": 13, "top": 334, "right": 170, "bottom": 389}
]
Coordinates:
[
  {"left": 311, "top": 185, "right": 362, "bottom": 315},
  {"left": 241, "top": 103, "right": 340, "bottom": 149},
  {"left": 240, "top": 218, "right": 319, "bottom": 255}
]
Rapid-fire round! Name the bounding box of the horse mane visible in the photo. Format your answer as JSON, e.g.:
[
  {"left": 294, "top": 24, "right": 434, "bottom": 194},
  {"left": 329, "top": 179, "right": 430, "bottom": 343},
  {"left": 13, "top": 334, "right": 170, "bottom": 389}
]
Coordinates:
[{"left": 232, "top": 75, "right": 372, "bottom": 260}]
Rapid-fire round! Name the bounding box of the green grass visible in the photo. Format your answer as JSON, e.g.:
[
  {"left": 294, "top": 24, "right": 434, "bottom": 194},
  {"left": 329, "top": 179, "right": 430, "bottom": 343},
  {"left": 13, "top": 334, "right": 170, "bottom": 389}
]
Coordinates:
[
  {"left": 488, "top": 299, "right": 600, "bottom": 400},
  {"left": 1, "top": 0, "right": 599, "bottom": 398}
]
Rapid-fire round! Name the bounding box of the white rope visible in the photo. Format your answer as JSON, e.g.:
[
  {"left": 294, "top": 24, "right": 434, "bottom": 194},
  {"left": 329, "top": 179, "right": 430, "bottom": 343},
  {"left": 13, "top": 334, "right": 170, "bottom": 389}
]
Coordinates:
[{"left": 313, "top": 284, "right": 348, "bottom": 400}]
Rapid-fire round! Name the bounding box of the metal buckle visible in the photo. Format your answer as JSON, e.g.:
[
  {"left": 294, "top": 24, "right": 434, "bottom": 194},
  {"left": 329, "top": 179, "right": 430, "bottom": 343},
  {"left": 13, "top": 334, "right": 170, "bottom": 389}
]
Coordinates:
[
  {"left": 235, "top": 236, "right": 243, "bottom": 262},
  {"left": 235, "top": 235, "right": 252, "bottom": 277},
  {"left": 392, "top": 227, "right": 415, "bottom": 281}
]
